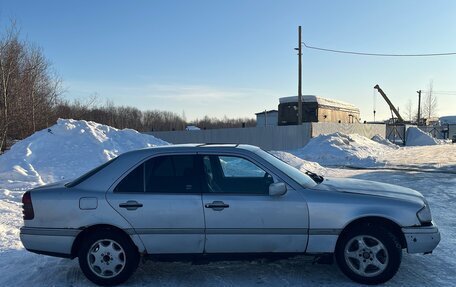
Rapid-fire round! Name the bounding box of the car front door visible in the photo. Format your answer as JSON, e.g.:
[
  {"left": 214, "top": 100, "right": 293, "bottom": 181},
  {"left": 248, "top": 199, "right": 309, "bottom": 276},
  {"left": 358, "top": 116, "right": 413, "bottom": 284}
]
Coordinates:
[
  {"left": 106, "top": 154, "right": 205, "bottom": 254},
  {"left": 201, "top": 154, "right": 309, "bottom": 253}
]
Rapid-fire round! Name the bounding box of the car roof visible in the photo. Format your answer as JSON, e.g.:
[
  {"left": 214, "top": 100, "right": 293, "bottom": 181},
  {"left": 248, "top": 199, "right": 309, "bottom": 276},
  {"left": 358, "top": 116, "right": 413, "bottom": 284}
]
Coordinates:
[{"left": 122, "top": 143, "right": 260, "bottom": 157}]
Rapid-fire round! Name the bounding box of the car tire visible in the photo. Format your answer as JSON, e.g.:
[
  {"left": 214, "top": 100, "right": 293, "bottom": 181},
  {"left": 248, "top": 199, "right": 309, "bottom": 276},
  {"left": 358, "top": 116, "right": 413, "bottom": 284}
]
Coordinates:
[
  {"left": 78, "top": 229, "right": 140, "bottom": 286},
  {"left": 335, "top": 225, "right": 402, "bottom": 285}
]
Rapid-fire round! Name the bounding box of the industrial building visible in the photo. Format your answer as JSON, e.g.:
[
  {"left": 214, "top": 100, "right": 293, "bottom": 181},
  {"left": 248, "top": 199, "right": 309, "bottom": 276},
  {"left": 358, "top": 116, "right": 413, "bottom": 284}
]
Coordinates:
[
  {"left": 278, "top": 95, "right": 360, "bottom": 125},
  {"left": 255, "top": 110, "right": 278, "bottom": 127},
  {"left": 439, "top": 116, "right": 456, "bottom": 141}
]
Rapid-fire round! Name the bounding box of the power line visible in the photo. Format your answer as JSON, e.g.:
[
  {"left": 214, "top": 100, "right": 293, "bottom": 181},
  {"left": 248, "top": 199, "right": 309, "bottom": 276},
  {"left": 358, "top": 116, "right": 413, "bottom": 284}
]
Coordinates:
[
  {"left": 302, "top": 41, "right": 456, "bottom": 57},
  {"left": 421, "top": 90, "right": 456, "bottom": 95}
]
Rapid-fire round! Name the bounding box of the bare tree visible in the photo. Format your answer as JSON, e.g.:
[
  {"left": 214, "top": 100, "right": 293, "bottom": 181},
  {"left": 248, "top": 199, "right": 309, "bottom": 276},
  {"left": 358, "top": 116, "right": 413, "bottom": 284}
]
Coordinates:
[
  {"left": 422, "top": 80, "right": 438, "bottom": 121},
  {"left": 0, "top": 22, "right": 61, "bottom": 150},
  {"left": 403, "top": 99, "right": 416, "bottom": 122},
  {"left": 0, "top": 25, "right": 23, "bottom": 150}
]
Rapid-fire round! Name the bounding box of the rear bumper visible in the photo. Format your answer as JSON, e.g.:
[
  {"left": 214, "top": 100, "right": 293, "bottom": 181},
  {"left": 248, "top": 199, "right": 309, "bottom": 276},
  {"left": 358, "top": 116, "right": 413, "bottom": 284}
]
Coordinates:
[
  {"left": 20, "top": 227, "right": 80, "bottom": 258},
  {"left": 402, "top": 224, "right": 440, "bottom": 254}
]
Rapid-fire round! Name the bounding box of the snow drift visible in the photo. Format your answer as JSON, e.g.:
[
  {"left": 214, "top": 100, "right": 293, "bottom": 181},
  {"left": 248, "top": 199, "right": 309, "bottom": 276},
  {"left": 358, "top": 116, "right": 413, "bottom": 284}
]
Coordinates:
[
  {"left": 0, "top": 119, "right": 168, "bottom": 190},
  {"left": 406, "top": 127, "right": 438, "bottom": 146},
  {"left": 371, "top": 134, "right": 399, "bottom": 149},
  {"left": 290, "top": 132, "right": 396, "bottom": 167},
  {"left": 271, "top": 151, "right": 327, "bottom": 175},
  {"left": 287, "top": 132, "right": 455, "bottom": 171}
]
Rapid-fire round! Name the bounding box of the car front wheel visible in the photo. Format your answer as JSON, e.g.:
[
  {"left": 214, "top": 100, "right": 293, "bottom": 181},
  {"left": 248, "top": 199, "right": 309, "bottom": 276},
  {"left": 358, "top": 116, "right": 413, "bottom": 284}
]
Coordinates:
[
  {"left": 335, "top": 225, "right": 402, "bottom": 285},
  {"left": 78, "top": 229, "right": 139, "bottom": 286}
]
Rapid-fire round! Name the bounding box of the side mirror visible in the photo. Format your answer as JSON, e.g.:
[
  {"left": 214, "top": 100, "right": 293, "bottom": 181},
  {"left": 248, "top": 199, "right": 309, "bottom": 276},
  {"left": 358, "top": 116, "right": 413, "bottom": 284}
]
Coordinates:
[{"left": 269, "top": 182, "right": 287, "bottom": 196}]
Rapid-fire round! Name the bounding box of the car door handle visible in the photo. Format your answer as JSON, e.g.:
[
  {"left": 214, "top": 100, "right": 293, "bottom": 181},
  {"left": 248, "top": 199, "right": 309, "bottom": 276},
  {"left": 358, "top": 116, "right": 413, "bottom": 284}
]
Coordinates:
[
  {"left": 119, "top": 200, "right": 143, "bottom": 210},
  {"left": 205, "top": 201, "right": 229, "bottom": 211}
]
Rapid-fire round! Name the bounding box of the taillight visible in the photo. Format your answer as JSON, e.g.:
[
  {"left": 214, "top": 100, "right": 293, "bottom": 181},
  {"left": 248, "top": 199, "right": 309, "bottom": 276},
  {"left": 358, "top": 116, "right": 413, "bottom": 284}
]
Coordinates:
[{"left": 22, "top": 191, "right": 34, "bottom": 220}]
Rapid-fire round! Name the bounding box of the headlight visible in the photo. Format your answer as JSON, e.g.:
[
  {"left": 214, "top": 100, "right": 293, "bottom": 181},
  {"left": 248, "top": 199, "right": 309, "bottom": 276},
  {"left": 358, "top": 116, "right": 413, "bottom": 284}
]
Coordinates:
[{"left": 417, "top": 204, "right": 432, "bottom": 224}]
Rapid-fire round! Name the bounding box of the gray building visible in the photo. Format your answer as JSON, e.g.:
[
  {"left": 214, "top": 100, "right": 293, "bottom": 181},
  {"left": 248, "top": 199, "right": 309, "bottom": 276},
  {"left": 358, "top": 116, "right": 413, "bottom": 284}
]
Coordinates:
[
  {"left": 255, "top": 110, "right": 278, "bottom": 127},
  {"left": 278, "top": 95, "right": 360, "bottom": 125}
]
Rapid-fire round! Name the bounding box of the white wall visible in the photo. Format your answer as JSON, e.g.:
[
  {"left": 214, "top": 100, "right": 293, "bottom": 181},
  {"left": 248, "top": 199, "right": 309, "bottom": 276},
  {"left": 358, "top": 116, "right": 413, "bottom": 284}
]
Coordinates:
[
  {"left": 147, "top": 123, "right": 386, "bottom": 151},
  {"left": 312, "top": 123, "right": 386, "bottom": 139},
  {"left": 148, "top": 124, "right": 312, "bottom": 150}
]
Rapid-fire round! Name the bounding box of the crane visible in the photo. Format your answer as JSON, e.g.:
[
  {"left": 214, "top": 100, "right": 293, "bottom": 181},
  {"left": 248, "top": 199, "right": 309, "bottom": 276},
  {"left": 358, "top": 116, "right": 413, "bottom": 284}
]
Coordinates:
[{"left": 373, "top": 85, "right": 404, "bottom": 123}]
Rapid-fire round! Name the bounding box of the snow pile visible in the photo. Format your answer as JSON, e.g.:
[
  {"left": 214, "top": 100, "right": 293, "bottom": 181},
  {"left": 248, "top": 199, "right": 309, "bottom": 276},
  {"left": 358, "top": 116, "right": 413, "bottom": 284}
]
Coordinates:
[
  {"left": 185, "top": 125, "right": 201, "bottom": 131},
  {"left": 290, "top": 133, "right": 395, "bottom": 167},
  {"left": 271, "top": 151, "right": 327, "bottom": 175},
  {"left": 0, "top": 119, "right": 168, "bottom": 190},
  {"left": 371, "top": 134, "right": 399, "bottom": 149},
  {"left": 279, "top": 95, "right": 359, "bottom": 112},
  {"left": 288, "top": 132, "right": 455, "bottom": 171},
  {"left": 406, "top": 127, "right": 438, "bottom": 146}
]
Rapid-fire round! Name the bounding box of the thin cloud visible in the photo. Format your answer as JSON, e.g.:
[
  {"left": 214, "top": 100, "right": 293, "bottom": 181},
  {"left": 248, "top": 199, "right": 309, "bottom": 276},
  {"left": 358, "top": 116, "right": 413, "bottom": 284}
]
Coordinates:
[{"left": 65, "top": 81, "right": 280, "bottom": 119}]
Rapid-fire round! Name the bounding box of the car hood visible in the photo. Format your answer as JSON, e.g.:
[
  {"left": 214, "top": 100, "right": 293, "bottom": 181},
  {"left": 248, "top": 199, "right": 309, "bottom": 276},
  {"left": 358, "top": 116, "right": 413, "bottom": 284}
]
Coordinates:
[{"left": 312, "top": 177, "right": 425, "bottom": 202}]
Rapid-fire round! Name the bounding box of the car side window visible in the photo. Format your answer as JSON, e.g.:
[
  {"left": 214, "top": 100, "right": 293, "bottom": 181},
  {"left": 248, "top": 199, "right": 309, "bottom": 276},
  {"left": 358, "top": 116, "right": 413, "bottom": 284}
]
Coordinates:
[
  {"left": 145, "top": 155, "right": 201, "bottom": 193},
  {"left": 114, "top": 164, "right": 145, "bottom": 193},
  {"left": 203, "top": 155, "right": 274, "bottom": 195},
  {"left": 219, "top": 156, "right": 266, "bottom": 177}
]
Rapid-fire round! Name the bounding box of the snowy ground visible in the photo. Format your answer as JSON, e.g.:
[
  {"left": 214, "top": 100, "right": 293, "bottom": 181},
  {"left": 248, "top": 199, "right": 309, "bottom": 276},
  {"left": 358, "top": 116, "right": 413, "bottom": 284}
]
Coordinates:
[
  {"left": 1, "top": 123, "right": 455, "bottom": 286},
  {"left": 289, "top": 132, "right": 456, "bottom": 172}
]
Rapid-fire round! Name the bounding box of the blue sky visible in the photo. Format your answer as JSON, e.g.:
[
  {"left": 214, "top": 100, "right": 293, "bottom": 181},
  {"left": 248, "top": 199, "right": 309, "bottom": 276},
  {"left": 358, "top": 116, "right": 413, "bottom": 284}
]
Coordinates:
[{"left": 1, "top": 0, "right": 455, "bottom": 121}]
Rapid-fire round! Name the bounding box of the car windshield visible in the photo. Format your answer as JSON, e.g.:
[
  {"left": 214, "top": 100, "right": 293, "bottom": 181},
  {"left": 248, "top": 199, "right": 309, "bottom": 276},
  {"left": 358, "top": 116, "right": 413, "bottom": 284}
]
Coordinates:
[{"left": 254, "top": 149, "right": 318, "bottom": 188}]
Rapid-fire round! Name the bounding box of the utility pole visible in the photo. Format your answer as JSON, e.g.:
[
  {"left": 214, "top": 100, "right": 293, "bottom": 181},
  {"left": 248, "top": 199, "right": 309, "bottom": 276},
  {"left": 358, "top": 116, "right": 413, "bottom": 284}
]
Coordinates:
[
  {"left": 295, "top": 26, "right": 303, "bottom": 125},
  {"left": 264, "top": 110, "right": 267, "bottom": 126},
  {"left": 417, "top": 90, "right": 421, "bottom": 125}
]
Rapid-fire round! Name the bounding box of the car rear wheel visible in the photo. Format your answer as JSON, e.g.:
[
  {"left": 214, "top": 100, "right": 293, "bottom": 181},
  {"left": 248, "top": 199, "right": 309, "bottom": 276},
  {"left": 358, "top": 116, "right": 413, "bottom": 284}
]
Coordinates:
[
  {"left": 78, "top": 229, "right": 139, "bottom": 286},
  {"left": 335, "top": 225, "right": 402, "bottom": 285}
]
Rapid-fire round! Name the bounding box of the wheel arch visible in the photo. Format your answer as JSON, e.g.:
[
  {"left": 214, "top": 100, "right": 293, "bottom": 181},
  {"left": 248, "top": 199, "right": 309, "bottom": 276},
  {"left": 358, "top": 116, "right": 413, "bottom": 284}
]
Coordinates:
[
  {"left": 71, "top": 224, "right": 143, "bottom": 258},
  {"left": 337, "top": 216, "right": 407, "bottom": 250}
]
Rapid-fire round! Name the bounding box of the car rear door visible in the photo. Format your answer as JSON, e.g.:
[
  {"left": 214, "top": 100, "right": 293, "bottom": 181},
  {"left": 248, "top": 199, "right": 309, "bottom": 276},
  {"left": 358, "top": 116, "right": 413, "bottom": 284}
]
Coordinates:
[
  {"left": 200, "top": 154, "right": 309, "bottom": 253},
  {"left": 106, "top": 154, "right": 205, "bottom": 254}
]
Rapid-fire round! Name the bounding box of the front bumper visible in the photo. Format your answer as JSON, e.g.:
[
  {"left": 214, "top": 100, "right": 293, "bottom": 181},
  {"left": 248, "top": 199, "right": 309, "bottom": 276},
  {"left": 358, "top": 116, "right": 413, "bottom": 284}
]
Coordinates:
[{"left": 402, "top": 224, "right": 440, "bottom": 254}]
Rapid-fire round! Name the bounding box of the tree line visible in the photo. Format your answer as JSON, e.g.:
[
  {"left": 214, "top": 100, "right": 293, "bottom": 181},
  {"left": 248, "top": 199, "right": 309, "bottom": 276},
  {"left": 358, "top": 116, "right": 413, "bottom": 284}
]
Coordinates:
[
  {"left": 0, "top": 24, "right": 254, "bottom": 151},
  {"left": 53, "top": 98, "right": 255, "bottom": 133}
]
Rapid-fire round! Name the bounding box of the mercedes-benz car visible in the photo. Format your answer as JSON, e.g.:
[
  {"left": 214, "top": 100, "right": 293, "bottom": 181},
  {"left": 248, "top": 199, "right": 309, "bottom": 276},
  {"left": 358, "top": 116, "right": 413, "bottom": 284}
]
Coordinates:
[{"left": 20, "top": 144, "right": 440, "bottom": 286}]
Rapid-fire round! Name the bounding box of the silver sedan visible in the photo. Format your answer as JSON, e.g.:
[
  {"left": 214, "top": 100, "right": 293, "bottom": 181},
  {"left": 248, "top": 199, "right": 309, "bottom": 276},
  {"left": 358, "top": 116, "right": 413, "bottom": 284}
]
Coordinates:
[{"left": 20, "top": 144, "right": 440, "bottom": 285}]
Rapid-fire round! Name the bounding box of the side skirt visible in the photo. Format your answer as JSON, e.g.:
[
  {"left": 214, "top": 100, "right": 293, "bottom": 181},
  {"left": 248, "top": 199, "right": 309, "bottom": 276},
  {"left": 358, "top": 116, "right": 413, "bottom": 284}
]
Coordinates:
[{"left": 144, "top": 252, "right": 334, "bottom": 263}]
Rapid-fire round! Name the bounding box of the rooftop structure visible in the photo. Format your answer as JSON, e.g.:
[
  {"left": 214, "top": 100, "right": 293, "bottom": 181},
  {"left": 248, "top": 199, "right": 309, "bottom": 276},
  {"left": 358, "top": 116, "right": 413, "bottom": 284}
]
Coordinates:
[
  {"left": 255, "top": 110, "right": 278, "bottom": 127},
  {"left": 278, "top": 95, "right": 360, "bottom": 125}
]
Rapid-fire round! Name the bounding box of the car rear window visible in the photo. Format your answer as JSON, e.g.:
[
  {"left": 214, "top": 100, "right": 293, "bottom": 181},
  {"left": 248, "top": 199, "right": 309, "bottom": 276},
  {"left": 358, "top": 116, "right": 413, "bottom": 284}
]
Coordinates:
[
  {"left": 145, "top": 155, "right": 200, "bottom": 193},
  {"left": 65, "top": 157, "right": 117, "bottom": 188},
  {"left": 113, "top": 155, "right": 201, "bottom": 193},
  {"left": 114, "top": 163, "right": 144, "bottom": 193}
]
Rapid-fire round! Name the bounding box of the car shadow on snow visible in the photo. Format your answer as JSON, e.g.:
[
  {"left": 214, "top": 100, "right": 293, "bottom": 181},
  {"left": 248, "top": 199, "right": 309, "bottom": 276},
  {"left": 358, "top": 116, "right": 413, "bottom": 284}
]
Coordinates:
[
  {"left": 131, "top": 257, "right": 350, "bottom": 287},
  {"left": 2, "top": 243, "right": 453, "bottom": 286},
  {"left": 114, "top": 254, "right": 448, "bottom": 287}
]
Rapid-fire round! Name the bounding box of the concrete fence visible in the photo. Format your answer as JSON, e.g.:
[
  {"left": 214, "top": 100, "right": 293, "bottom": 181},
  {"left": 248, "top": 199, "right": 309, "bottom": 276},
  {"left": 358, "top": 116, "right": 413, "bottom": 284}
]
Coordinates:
[
  {"left": 386, "top": 125, "right": 407, "bottom": 145},
  {"left": 311, "top": 123, "right": 385, "bottom": 139},
  {"left": 146, "top": 123, "right": 386, "bottom": 151},
  {"left": 418, "top": 125, "right": 453, "bottom": 139},
  {"left": 147, "top": 124, "right": 312, "bottom": 150}
]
